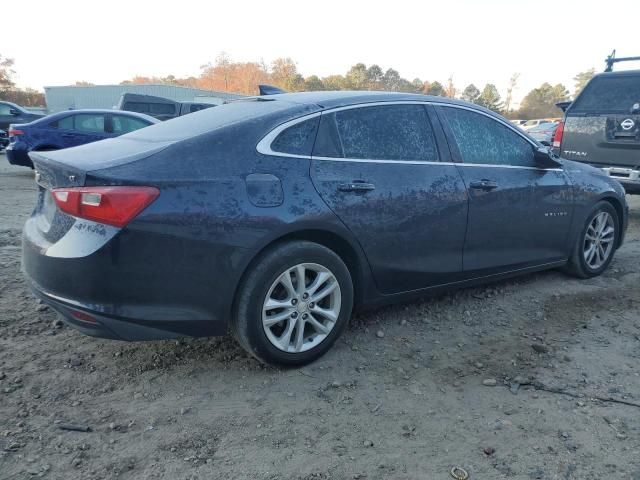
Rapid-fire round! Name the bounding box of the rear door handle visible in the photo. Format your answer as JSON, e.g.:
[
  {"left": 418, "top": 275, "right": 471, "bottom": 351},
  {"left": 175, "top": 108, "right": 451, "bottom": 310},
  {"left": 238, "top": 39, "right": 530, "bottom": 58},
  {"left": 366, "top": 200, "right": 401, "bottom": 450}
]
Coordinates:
[
  {"left": 469, "top": 179, "right": 498, "bottom": 191},
  {"left": 62, "top": 133, "right": 75, "bottom": 138},
  {"left": 338, "top": 181, "right": 376, "bottom": 193}
]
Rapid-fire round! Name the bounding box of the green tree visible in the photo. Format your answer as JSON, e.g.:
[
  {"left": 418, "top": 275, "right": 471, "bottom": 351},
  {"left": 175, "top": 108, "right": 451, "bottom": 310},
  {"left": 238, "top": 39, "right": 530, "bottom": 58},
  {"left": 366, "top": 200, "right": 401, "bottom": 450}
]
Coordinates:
[
  {"left": 382, "top": 68, "right": 401, "bottom": 91},
  {"left": 411, "top": 78, "right": 425, "bottom": 94},
  {"left": 345, "top": 63, "right": 368, "bottom": 90},
  {"left": 461, "top": 84, "right": 480, "bottom": 103},
  {"left": 573, "top": 68, "right": 595, "bottom": 97},
  {"left": 518, "top": 82, "right": 569, "bottom": 118},
  {"left": 367, "top": 65, "right": 384, "bottom": 90},
  {"left": 477, "top": 84, "right": 503, "bottom": 112},
  {"left": 304, "top": 75, "right": 325, "bottom": 91},
  {"left": 425, "top": 81, "right": 445, "bottom": 96},
  {"left": 322, "top": 74, "right": 346, "bottom": 90}
]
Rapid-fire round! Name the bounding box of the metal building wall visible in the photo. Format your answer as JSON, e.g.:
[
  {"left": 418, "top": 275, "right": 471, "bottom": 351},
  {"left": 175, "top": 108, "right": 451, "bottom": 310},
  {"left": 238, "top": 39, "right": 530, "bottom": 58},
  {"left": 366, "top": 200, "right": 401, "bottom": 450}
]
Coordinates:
[{"left": 44, "top": 84, "right": 243, "bottom": 113}]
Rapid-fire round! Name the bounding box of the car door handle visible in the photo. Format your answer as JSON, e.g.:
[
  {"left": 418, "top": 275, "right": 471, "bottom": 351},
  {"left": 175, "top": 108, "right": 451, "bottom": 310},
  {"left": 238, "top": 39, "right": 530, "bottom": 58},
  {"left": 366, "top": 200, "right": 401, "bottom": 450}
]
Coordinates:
[
  {"left": 338, "top": 181, "right": 376, "bottom": 192},
  {"left": 62, "top": 133, "right": 75, "bottom": 138},
  {"left": 469, "top": 180, "right": 498, "bottom": 191}
]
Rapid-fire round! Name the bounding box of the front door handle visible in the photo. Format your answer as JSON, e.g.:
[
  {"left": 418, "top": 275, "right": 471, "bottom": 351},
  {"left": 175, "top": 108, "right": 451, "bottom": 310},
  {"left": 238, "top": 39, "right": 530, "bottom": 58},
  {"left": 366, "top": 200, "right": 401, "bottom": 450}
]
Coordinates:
[
  {"left": 62, "top": 133, "right": 75, "bottom": 138},
  {"left": 338, "top": 181, "right": 376, "bottom": 193},
  {"left": 469, "top": 179, "right": 498, "bottom": 191}
]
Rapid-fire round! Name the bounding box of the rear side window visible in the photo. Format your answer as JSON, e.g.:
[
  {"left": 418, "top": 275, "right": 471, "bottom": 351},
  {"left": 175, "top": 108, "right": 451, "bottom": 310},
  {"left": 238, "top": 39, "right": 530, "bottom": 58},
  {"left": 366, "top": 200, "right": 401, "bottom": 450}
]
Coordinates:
[
  {"left": 123, "top": 102, "right": 150, "bottom": 113},
  {"left": 74, "top": 114, "right": 105, "bottom": 133},
  {"left": 314, "top": 104, "right": 439, "bottom": 161},
  {"left": 271, "top": 116, "right": 320, "bottom": 156},
  {"left": 442, "top": 107, "right": 535, "bottom": 167},
  {"left": 149, "top": 103, "right": 175, "bottom": 115},
  {"left": 190, "top": 104, "right": 211, "bottom": 113},
  {"left": 111, "top": 115, "right": 150, "bottom": 134},
  {"left": 572, "top": 75, "right": 640, "bottom": 113}
]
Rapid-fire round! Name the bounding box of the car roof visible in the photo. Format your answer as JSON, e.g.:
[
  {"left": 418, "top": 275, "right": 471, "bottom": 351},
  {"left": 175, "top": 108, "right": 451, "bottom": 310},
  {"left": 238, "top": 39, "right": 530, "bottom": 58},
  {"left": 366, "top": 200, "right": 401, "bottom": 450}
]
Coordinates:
[
  {"left": 240, "top": 90, "right": 503, "bottom": 118},
  {"left": 36, "top": 109, "right": 159, "bottom": 124},
  {"left": 593, "top": 69, "right": 640, "bottom": 78}
]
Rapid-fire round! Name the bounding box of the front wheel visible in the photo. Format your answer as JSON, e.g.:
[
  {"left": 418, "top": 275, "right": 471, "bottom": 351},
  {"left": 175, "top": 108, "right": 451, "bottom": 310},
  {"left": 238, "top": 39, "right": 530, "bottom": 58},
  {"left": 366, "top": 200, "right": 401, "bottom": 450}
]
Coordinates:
[
  {"left": 564, "top": 201, "right": 619, "bottom": 278},
  {"left": 231, "top": 241, "right": 354, "bottom": 366}
]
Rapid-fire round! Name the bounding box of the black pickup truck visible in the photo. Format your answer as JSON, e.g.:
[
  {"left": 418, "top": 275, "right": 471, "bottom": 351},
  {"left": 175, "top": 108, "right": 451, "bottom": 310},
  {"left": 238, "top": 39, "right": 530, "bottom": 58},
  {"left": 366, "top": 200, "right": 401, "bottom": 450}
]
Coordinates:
[
  {"left": 555, "top": 52, "right": 640, "bottom": 193},
  {"left": 117, "top": 93, "right": 215, "bottom": 121},
  {"left": 0, "top": 101, "right": 45, "bottom": 131}
]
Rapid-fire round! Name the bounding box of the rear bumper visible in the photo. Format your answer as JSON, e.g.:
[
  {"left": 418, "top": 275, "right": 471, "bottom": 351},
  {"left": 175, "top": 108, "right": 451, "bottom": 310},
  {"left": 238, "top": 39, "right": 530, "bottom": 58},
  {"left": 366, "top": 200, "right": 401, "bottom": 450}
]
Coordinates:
[
  {"left": 600, "top": 166, "right": 640, "bottom": 194},
  {"left": 6, "top": 144, "right": 33, "bottom": 167},
  {"left": 22, "top": 214, "right": 240, "bottom": 341},
  {"left": 28, "top": 278, "right": 218, "bottom": 341}
]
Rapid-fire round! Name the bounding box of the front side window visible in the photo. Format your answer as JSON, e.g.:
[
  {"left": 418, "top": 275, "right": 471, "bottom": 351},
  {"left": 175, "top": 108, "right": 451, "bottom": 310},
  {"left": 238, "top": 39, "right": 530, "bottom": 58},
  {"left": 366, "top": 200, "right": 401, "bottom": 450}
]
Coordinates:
[
  {"left": 270, "top": 116, "right": 320, "bottom": 156},
  {"left": 111, "top": 115, "right": 150, "bottom": 134},
  {"left": 73, "top": 114, "right": 105, "bottom": 133},
  {"left": 0, "top": 104, "right": 11, "bottom": 115},
  {"left": 314, "top": 104, "right": 439, "bottom": 161},
  {"left": 442, "top": 107, "right": 535, "bottom": 167}
]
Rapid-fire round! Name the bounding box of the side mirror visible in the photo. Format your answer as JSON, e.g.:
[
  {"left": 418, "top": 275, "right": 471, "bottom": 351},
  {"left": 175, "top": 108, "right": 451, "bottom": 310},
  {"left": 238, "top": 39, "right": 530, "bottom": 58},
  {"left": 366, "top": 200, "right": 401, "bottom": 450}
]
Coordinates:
[
  {"left": 9, "top": 108, "right": 20, "bottom": 115},
  {"left": 534, "top": 147, "right": 562, "bottom": 169},
  {"left": 540, "top": 140, "right": 551, "bottom": 147}
]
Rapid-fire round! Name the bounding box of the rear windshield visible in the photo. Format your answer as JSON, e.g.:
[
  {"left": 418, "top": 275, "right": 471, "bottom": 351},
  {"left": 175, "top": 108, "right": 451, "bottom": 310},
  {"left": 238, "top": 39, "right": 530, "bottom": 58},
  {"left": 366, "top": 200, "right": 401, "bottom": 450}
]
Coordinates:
[
  {"left": 571, "top": 75, "right": 640, "bottom": 113},
  {"left": 121, "top": 99, "right": 297, "bottom": 142}
]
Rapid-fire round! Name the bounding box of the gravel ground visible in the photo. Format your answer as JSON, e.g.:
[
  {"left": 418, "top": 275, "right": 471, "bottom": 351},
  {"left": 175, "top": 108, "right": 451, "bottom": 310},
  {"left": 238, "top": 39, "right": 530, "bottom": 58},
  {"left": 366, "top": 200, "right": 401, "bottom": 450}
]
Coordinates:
[{"left": 1, "top": 153, "right": 639, "bottom": 480}]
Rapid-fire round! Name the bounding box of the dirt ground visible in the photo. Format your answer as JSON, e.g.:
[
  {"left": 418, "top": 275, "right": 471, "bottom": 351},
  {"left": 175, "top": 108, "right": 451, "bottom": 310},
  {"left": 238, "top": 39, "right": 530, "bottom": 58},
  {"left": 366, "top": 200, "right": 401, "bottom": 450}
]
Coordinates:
[{"left": 1, "top": 153, "right": 639, "bottom": 480}]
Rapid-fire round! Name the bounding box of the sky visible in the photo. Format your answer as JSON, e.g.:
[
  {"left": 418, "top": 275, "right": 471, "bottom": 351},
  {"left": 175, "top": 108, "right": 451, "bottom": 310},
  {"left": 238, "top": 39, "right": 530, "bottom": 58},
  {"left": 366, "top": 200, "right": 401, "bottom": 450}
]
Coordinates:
[{"left": 2, "top": 0, "right": 639, "bottom": 106}]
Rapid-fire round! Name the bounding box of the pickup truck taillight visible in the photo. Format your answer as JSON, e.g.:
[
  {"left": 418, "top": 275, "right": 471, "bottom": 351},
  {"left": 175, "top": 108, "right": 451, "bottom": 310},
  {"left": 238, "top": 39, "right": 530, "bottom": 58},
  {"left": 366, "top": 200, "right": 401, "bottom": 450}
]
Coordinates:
[
  {"left": 51, "top": 186, "right": 159, "bottom": 228},
  {"left": 552, "top": 121, "right": 564, "bottom": 149},
  {"left": 8, "top": 129, "right": 24, "bottom": 137}
]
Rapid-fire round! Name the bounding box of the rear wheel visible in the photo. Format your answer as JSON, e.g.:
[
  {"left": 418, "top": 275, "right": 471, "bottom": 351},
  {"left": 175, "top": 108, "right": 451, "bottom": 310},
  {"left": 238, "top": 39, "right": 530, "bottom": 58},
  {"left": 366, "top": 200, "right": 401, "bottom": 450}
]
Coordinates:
[
  {"left": 231, "top": 241, "right": 353, "bottom": 366},
  {"left": 564, "top": 201, "right": 619, "bottom": 278}
]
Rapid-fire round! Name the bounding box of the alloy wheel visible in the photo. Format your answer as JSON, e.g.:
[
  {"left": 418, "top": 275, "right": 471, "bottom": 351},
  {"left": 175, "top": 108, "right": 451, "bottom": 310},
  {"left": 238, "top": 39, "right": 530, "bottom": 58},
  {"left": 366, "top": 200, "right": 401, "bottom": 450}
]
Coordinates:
[
  {"left": 583, "top": 211, "right": 615, "bottom": 270},
  {"left": 262, "top": 263, "right": 341, "bottom": 353}
]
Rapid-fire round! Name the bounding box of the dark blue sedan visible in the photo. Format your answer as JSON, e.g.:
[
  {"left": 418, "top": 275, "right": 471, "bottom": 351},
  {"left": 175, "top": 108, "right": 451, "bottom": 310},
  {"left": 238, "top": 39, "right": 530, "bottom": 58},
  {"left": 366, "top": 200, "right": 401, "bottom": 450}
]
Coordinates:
[
  {"left": 6, "top": 109, "right": 158, "bottom": 167},
  {"left": 22, "top": 91, "right": 628, "bottom": 365}
]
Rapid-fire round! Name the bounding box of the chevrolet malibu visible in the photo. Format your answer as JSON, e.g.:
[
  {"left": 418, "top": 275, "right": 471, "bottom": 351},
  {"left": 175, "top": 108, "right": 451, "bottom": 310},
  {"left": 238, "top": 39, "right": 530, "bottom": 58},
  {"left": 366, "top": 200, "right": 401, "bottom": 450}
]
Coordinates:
[{"left": 23, "top": 91, "right": 628, "bottom": 365}]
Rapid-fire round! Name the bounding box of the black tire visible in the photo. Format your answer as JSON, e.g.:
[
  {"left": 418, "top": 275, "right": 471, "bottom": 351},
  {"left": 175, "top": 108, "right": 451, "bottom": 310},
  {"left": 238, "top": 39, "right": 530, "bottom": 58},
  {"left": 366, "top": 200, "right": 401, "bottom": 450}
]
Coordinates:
[
  {"left": 564, "top": 201, "right": 619, "bottom": 278},
  {"left": 231, "top": 241, "right": 354, "bottom": 366}
]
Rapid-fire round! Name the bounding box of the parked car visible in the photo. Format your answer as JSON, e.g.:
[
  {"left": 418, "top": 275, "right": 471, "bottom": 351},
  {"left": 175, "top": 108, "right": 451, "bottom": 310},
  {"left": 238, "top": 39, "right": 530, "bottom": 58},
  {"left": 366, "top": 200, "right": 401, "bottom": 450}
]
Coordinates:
[
  {"left": 510, "top": 119, "right": 527, "bottom": 127},
  {"left": 23, "top": 91, "right": 628, "bottom": 366},
  {"left": 0, "top": 129, "right": 8, "bottom": 151},
  {"left": 521, "top": 119, "right": 552, "bottom": 131},
  {"left": 554, "top": 69, "right": 640, "bottom": 193},
  {"left": 6, "top": 109, "right": 158, "bottom": 168},
  {"left": 0, "top": 101, "right": 45, "bottom": 131},
  {"left": 527, "top": 122, "right": 559, "bottom": 145},
  {"left": 117, "top": 93, "right": 216, "bottom": 121}
]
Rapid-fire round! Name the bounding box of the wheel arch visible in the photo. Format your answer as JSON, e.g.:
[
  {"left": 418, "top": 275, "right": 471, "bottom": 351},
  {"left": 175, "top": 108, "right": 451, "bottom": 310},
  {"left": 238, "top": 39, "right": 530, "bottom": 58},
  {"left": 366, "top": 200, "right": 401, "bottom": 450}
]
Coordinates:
[
  {"left": 231, "top": 227, "right": 372, "bottom": 319},
  {"left": 599, "top": 195, "right": 625, "bottom": 248}
]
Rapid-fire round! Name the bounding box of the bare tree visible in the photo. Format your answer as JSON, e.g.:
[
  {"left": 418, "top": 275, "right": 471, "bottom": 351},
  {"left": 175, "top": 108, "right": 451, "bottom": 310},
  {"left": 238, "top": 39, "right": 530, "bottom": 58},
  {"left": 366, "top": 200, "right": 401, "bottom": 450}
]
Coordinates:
[{"left": 503, "top": 72, "right": 520, "bottom": 115}]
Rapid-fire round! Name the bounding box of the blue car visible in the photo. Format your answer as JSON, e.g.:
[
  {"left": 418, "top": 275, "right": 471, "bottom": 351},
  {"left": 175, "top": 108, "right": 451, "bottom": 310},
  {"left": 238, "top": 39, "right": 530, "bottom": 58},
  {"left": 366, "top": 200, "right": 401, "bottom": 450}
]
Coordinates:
[
  {"left": 6, "top": 109, "right": 158, "bottom": 167},
  {"left": 22, "top": 91, "right": 628, "bottom": 366}
]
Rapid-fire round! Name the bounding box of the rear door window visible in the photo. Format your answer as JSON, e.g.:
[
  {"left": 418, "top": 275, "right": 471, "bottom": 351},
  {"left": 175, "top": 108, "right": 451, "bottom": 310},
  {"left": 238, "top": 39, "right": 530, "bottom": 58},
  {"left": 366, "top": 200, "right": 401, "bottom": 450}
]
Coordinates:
[
  {"left": 314, "top": 104, "right": 439, "bottom": 161},
  {"left": 442, "top": 107, "right": 535, "bottom": 167},
  {"left": 73, "top": 114, "right": 106, "bottom": 133},
  {"left": 571, "top": 75, "right": 640, "bottom": 113},
  {"left": 123, "top": 102, "right": 150, "bottom": 113},
  {"left": 111, "top": 115, "right": 150, "bottom": 134}
]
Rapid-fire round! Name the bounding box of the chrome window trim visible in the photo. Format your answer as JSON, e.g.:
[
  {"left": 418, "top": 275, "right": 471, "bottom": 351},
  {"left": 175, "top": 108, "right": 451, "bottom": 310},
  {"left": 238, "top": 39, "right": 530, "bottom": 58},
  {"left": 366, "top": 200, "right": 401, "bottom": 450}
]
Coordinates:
[{"left": 256, "top": 100, "right": 557, "bottom": 171}]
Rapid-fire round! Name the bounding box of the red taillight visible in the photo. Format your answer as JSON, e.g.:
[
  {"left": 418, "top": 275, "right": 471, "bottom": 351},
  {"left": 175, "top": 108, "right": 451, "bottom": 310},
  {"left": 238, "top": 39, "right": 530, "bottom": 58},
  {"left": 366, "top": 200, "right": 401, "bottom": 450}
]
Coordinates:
[
  {"left": 70, "top": 309, "right": 99, "bottom": 324},
  {"left": 51, "top": 186, "right": 159, "bottom": 228},
  {"left": 9, "top": 129, "right": 24, "bottom": 137},
  {"left": 552, "top": 121, "right": 564, "bottom": 148}
]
